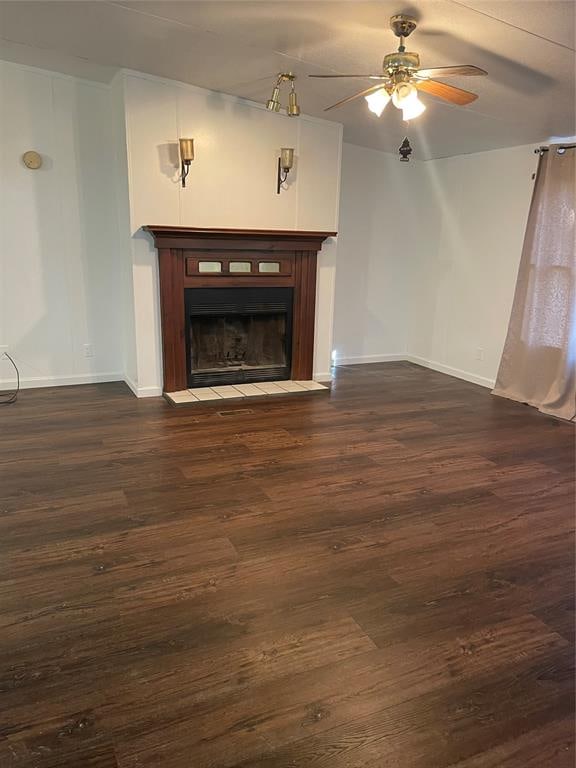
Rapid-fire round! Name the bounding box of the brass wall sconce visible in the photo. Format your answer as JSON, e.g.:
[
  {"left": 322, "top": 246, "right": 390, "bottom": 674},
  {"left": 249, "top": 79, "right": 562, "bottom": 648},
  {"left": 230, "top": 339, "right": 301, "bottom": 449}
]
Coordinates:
[
  {"left": 277, "top": 147, "right": 294, "bottom": 194},
  {"left": 266, "top": 74, "right": 301, "bottom": 117},
  {"left": 179, "top": 138, "right": 194, "bottom": 187}
]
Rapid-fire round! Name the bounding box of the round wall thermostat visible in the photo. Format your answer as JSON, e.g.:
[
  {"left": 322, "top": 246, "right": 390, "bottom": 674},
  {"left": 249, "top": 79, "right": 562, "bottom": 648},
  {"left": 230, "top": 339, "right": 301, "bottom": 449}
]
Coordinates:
[{"left": 22, "top": 151, "right": 43, "bottom": 170}]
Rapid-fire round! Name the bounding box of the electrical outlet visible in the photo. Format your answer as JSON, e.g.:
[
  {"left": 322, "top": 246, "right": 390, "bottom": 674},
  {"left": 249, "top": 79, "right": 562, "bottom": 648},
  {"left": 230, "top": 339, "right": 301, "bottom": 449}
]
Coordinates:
[
  {"left": 83, "top": 344, "right": 94, "bottom": 358},
  {"left": 475, "top": 347, "right": 484, "bottom": 361}
]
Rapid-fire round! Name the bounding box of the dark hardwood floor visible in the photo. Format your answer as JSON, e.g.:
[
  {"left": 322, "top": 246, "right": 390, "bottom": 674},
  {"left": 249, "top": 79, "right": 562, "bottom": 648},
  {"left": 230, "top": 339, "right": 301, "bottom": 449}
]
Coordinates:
[{"left": 1, "top": 362, "right": 574, "bottom": 768}]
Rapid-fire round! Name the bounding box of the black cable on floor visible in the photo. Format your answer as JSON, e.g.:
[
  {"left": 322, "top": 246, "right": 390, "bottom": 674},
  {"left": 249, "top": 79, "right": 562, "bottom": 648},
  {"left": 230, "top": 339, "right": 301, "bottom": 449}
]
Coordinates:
[{"left": 0, "top": 353, "right": 20, "bottom": 405}]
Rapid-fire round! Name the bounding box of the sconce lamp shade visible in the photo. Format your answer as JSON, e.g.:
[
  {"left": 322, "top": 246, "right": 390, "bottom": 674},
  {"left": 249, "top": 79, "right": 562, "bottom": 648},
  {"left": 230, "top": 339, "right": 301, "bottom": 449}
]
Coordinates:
[
  {"left": 179, "top": 138, "right": 195, "bottom": 188},
  {"left": 179, "top": 138, "right": 195, "bottom": 162},
  {"left": 277, "top": 147, "right": 295, "bottom": 194},
  {"left": 280, "top": 147, "right": 294, "bottom": 171}
]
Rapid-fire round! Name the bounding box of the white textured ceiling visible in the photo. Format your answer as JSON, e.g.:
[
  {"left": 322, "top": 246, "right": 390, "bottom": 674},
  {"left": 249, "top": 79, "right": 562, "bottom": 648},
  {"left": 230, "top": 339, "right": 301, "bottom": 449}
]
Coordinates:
[{"left": 0, "top": 1, "right": 574, "bottom": 159}]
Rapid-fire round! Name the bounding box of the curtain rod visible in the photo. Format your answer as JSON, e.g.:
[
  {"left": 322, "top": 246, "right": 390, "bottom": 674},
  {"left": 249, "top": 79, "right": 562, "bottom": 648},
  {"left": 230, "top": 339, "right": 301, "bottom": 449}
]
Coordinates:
[{"left": 535, "top": 144, "right": 576, "bottom": 155}]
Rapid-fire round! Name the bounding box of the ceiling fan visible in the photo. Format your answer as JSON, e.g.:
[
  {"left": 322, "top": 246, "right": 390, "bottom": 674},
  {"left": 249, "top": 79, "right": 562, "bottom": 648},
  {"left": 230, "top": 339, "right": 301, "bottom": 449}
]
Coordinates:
[{"left": 309, "top": 14, "right": 487, "bottom": 120}]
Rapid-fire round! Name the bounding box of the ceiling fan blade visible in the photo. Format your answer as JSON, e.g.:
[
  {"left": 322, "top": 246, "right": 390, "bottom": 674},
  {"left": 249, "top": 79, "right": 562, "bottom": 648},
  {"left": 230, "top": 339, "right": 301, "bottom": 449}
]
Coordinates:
[
  {"left": 416, "top": 79, "right": 478, "bottom": 105},
  {"left": 309, "top": 74, "right": 387, "bottom": 79},
  {"left": 323, "top": 84, "right": 388, "bottom": 112},
  {"left": 416, "top": 65, "right": 487, "bottom": 79}
]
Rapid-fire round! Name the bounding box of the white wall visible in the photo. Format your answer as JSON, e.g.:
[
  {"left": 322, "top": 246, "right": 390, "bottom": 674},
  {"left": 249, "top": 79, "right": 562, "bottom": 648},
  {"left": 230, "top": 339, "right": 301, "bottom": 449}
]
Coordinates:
[
  {"left": 0, "top": 61, "right": 123, "bottom": 389},
  {"left": 333, "top": 143, "right": 427, "bottom": 364},
  {"left": 119, "top": 71, "right": 342, "bottom": 395},
  {"left": 408, "top": 144, "right": 539, "bottom": 387},
  {"left": 334, "top": 141, "right": 539, "bottom": 388}
]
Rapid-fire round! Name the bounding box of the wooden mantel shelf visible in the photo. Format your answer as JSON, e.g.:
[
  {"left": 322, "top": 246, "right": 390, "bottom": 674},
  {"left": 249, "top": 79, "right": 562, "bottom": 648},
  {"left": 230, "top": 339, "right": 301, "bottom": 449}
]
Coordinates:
[
  {"left": 144, "top": 226, "right": 337, "bottom": 250},
  {"left": 144, "top": 225, "right": 337, "bottom": 393}
]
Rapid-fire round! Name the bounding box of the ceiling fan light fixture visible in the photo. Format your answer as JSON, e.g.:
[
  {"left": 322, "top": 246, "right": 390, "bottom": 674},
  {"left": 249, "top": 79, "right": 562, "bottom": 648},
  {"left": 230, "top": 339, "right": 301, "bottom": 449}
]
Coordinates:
[
  {"left": 365, "top": 88, "right": 391, "bottom": 117},
  {"left": 402, "top": 94, "right": 426, "bottom": 121},
  {"left": 310, "top": 14, "right": 486, "bottom": 116}
]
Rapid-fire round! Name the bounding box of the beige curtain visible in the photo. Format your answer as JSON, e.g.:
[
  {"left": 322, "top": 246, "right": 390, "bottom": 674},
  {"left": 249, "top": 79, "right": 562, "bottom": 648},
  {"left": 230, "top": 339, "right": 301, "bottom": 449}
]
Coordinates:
[{"left": 493, "top": 145, "right": 576, "bottom": 421}]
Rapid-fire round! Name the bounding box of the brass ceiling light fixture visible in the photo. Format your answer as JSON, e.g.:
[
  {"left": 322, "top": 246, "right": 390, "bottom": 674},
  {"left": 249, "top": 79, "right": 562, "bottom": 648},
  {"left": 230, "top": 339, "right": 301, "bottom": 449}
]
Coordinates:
[{"left": 266, "top": 73, "right": 301, "bottom": 117}]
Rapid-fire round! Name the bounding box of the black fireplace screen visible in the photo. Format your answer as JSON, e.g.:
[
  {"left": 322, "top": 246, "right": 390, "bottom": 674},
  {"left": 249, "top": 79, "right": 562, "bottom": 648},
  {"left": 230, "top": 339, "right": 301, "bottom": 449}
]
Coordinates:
[{"left": 185, "top": 287, "right": 293, "bottom": 388}]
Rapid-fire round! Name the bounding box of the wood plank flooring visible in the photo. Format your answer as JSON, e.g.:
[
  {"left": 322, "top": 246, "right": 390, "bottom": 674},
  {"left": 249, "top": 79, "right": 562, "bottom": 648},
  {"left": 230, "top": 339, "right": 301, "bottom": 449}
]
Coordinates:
[{"left": 0, "top": 362, "right": 574, "bottom": 767}]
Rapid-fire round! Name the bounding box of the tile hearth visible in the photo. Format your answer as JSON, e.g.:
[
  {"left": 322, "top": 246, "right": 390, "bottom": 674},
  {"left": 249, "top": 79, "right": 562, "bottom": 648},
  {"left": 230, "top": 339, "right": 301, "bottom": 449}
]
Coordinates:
[{"left": 165, "top": 380, "right": 328, "bottom": 405}]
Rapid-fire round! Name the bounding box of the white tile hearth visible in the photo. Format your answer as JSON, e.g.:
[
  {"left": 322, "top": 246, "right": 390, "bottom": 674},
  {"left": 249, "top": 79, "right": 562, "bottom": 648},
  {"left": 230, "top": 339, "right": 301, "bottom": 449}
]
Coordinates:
[
  {"left": 165, "top": 380, "right": 328, "bottom": 406},
  {"left": 168, "top": 390, "right": 199, "bottom": 403},
  {"left": 275, "top": 381, "right": 307, "bottom": 393},
  {"left": 188, "top": 388, "right": 224, "bottom": 401},
  {"left": 233, "top": 383, "right": 264, "bottom": 397},
  {"left": 211, "top": 385, "right": 244, "bottom": 399},
  {"left": 295, "top": 380, "right": 328, "bottom": 391},
  {"left": 252, "top": 382, "right": 285, "bottom": 395}
]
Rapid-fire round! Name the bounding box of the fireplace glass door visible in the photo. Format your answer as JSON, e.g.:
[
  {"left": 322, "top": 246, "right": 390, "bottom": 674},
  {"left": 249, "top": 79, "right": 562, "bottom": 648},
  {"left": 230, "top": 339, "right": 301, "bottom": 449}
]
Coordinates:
[{"left": 185, "top": 287, "right": 293, "bottom": 388}]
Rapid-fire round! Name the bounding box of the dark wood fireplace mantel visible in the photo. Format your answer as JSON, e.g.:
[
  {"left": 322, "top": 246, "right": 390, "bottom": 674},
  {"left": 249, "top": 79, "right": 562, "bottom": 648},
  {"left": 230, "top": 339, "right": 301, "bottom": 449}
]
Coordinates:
[{"left": 144, "top": 226, "right": 336, "bottom": 393}]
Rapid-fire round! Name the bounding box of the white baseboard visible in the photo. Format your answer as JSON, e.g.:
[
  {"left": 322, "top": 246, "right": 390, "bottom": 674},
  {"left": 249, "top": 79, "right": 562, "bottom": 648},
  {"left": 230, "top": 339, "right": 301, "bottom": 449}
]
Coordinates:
[
  {"left": 333, "top": 352, "right": 495, "bottom": 389},
  {"left": 0, "top": 371, "right": 123, "bottom": 390},
  {"left": 124, "top": 375, "right": 163, "bottom": 398},
  {"left": 335, "top": 353, "right": 407, "bottom": 366},
  {"left": 313, "top": 371, "right": 333, "bottom": 383},
  {"left": 124, "top": 375, "right": 139, "bottom": 397},
  {"left": 405, "top": 355, "right": 495, "bottom": 389}
]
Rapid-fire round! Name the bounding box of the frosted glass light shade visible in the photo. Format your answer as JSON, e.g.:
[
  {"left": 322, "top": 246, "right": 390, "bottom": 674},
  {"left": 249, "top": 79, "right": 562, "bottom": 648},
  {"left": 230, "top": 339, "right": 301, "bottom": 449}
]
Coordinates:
[
  {"left": 392, "top": 82, "right": 416, "bottom": 108},
  {"left": 402, "top": 94, "right": 426, "bottom": 121},
  {"left": 365, "top": 88, "right": 391, "bottom": 117}
]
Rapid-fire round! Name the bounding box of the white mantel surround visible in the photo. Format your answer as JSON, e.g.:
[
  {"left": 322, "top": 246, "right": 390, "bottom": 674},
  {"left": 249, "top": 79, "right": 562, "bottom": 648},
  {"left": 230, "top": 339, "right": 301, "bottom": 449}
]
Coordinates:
[{"left": 114, "top": 70, "right": 342, "bottom": 397}]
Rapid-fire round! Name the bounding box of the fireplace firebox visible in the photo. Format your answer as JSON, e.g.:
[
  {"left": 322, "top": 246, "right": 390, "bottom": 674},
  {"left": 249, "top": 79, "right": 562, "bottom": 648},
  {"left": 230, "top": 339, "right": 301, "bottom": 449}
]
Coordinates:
[{"left": 185, "top": 287, "right": 293, "bottom": 387}]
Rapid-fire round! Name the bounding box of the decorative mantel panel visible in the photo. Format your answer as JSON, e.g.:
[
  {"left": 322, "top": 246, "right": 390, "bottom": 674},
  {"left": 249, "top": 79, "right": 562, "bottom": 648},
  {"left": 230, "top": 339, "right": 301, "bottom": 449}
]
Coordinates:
[{"left": 144, "top": 226, "right": 336, "bottom": 393}]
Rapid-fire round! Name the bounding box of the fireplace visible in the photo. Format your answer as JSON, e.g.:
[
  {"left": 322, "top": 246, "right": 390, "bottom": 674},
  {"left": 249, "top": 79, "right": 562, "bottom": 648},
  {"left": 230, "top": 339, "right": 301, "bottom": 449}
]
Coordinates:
[
  {"left": 144, "top": 227, "right": 336, "bottom": 393},
  {"left": 186, "top": 287, "right": 293, "bottom": 387}
]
